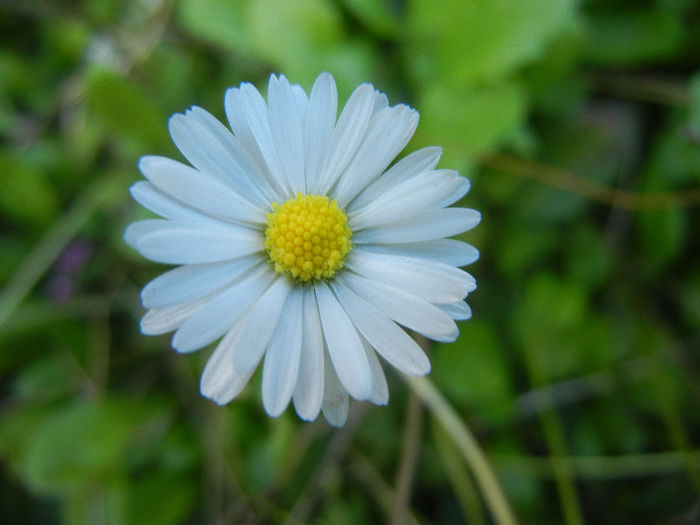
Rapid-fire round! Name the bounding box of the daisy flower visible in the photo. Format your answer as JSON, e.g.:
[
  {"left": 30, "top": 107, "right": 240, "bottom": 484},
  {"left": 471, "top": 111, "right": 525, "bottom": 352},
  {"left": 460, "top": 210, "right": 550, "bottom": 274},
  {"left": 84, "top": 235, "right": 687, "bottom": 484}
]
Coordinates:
[{"left": 125, "top": 72, "right": 480, "bottom": 426}]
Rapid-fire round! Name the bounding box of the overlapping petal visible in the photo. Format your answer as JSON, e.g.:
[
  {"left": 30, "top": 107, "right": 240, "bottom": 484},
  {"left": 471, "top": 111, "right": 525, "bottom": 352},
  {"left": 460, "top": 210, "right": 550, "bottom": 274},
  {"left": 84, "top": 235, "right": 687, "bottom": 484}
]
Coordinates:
[
  {"left": 355, "top": 239, "right": 480, "bottom": 267},
  {"left": 126, "top": 71, "right": 479, "bottom": 427},
  {"left": 347, "top": 250, "right": 476, "bottom": 304},
  {"left": 127, "top": 220, "right": 262, "bottom": 264},
  {"left": 332, "top": 104, "right": 419, "bottom": 206},
  {"left": 262, "top": 288, "right": 304, "bottom": 416},
  {"left": 348, "top": 170, "right": 469, "bottom": 229},
  {"left": 353, "top": 208, "right": 481, "bottom": 244},
  {"left": 138, "top": 155, "right": 265, "bottom": 224},
  {"left": 292, "top": 290, "right": 325, "bottom": 421},
  {"left": 141, "top": 256, "right": 260, "bottom": 309},
  {"left": 171, "top": 265, "right": 274, "bottom": 353},
  {"left": 317, "top": 83, "right": 375, "bottom": 194},
  {"left": 315, "top": 282, "right": 373, "bottom": 401}
]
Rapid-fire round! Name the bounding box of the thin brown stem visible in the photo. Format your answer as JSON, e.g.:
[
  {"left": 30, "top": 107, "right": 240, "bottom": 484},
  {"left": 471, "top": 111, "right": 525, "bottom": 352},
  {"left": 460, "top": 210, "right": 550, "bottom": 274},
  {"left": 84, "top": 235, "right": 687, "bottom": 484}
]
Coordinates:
[
  {"left": 588, "top": 72, "right": 690, "bottom": 108},
  {"left": 282, "top": 405, "right": 369, "bottom": 525},
  {"left": 350, "top": 452, "right": 424, "bottom": 525},
  {"left": 391, "top": 392, "right": 424, "bottom": 525},
  {"left": 481, "top": 154, "right": 700, "bottom": 211}
]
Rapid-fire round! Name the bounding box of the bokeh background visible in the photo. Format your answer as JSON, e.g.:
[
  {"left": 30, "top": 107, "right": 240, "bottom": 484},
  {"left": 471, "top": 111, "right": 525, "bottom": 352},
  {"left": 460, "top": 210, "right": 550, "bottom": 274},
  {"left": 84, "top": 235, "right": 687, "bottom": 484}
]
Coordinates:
[{"left": 1, "top": 0, "right": 699, "bottom": 523}]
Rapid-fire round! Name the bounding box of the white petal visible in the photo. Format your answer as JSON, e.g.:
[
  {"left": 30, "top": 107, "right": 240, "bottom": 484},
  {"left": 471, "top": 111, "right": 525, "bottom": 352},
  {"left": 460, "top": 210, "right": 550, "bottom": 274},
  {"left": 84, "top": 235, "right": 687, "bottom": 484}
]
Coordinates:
[
  {"left": 371, "top": 90, "right": 389, "bottom": 116},
  {"left": 291, "top": 83, "right": 309, "bottom": 128},
  {"left": 228, "top": 81, "right": 290, "bottom": 197},
  {"left": 358, "top": 239, "right": 480, "bottom": 267},
  {"left": 333, "top": 104, "right": 419, "bottom": 206},
  {"left": 262, "top": 288, "right": 304, "bottom": 417},
  {"left": 134, "top": 222, "right": 263, "bottom": 264},
  {"left": 140, "top": 294, "right": 212, "bottom": 335},
  {"left": 321, "top": 350, "right": 349, "bottom": 427},
  {"left": 315, "top": 282, "right": 372, "bottom": 401},
  {"left": 353, "top": 208, "right": 481, "bottom": 244},
  {"left": 341, "top": 272, "right": 458, "bottom": 342},
  {"left": 438, "top": 301, "right": 472, "bottom": 321},
  {"left": 168, "top": 110, "right": 273, "bottom": 206},
  {"left": 268, "top": 74, "right": 305, "bottom": 194},
  {"left": 183, "top": 107, "right": 280, "bottom": 204},
  {"left": 347, "top": 250, "right": 476, "bottom": 303},
  {"left": 317, "top": 83, "right": 375, "bottom": 195},
  {"left": 304, "top": 72, "right": 337, "bottom": 193},
  {"left": 349, "top": 170, "right": 469, "bottom": 230},
  {"left": 293, "top": 289, "right": 325, "bottom": 421},
  {"left": 129, "top": 182, "right": 191, "bottom": 222},
  {"left": 225, "top": 87, "right": 272, "bottom": 181},
  {"left": 171, "top": 265, "right": 274, "bottom": 353},
  {"left": 200, "top": 324, "right": 257, "bottom": 405},
  {"left": 349, "top": 146, "right": 442, "bottom": 211},
  {"left": 361, "top": 338, "right": 389, "bottom": 405},
  {"left": 434, "top": 174, "right": 470, "bottom": 208},
  {"left": 129, "top": 182, "right": 225, "bottom": 226},
  {"left": 141, "top": 255, "right": 260, "bottom": 309},
  {"left": 232, "top": 277, "right": 293, "bottom": 376},
  {"left": 332, "top": 279, "right": 430, "bottom": 376},
  {"left": 138, "top": 156, "right": 265, "bottom": 224},
  {"left": 124, "top": 219, "right": 167, "bottom": 249}
]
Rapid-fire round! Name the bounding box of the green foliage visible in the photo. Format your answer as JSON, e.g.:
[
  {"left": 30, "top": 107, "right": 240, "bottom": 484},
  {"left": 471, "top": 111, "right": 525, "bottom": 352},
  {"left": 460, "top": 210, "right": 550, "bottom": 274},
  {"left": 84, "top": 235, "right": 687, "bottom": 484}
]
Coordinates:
[
  {"left": 582, "top": 7, "right": 685, "bottom": 65},
  {"left": 690, "top": 73, "right": 700, "bottom": 137},
  {"left": 86, "top": 68, "right": 170, "bottom": 150},
  {"left": 1, "top": 0, "right": 699, "bottom": 524},
  {"left": 20, "top": 400, "right": 136, "bottom": 494},
  {"left": 0, "top": 152, "right": 58, "bottom": 230},
  {"left": 129, "top": 471, "right": 197, "bottom": 525},
  {"left": 177, "top": 0, "right": 373, "bottom": 93},
  {"left": 417, "top": 82, "right": 527, "bottom": 158},
  {"left": 407, "top": 0, "right": 578, "bottom": 85},
  {"left": 339, "top": 0, "right": 399, "bottom": 38},
  {"left": 434, "top": 321, "right": 513, "bottom": 425},
  {"left": 177, "top": 0, "right": 257, "bottom": 56}
]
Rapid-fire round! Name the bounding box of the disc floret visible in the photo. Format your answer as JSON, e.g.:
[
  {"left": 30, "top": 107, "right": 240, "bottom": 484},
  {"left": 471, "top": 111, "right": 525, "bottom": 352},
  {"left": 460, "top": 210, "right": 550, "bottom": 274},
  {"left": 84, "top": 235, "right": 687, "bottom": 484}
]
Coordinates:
[{"left": 265, "top": 193, "right": 352, "bottom": 283}]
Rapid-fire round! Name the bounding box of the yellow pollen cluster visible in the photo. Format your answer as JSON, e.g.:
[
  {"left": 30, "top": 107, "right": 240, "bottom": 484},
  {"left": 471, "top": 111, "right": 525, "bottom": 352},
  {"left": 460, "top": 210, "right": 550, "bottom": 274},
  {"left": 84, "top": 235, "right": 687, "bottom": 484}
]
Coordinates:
[{"left": 264, "top": 193, "right": 352, "bottom": 283}]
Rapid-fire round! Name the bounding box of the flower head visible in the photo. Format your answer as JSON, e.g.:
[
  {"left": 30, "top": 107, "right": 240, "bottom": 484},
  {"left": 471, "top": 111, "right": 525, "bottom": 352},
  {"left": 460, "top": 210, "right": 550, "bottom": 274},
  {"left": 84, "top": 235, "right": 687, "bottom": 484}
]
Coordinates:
[{"left": 125, "top": 72, "right": 480, "bottom": 426}]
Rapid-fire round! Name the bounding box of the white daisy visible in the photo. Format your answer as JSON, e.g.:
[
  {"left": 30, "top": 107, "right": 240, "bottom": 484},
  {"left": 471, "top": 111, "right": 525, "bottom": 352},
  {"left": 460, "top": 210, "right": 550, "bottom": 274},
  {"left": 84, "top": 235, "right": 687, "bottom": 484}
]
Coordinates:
[{"left": 125, "top": 72, "right": 480, "bottom": 427}]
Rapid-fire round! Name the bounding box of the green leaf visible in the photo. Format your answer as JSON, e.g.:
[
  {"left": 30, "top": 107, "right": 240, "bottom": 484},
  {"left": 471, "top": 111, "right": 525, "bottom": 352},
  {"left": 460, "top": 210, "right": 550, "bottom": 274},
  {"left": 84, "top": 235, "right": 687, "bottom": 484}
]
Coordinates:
[
  {"left": 637, "top": 208, "right": 686, "bottom": 271},
  {"left": 316, "top": 495, "right": 370, "bottom": 525},
  {"left": 647, "top": 117, "right": 700, "bottom": 186},
  {"left": 86, "top": 68, "right": 168, "bottom": 150},
  {"left": 20, "top": 399, "right": 141, "bottom": 496},
  {"left": 416, "top": 82, "right": 526, "bottom": 158},
  {"left": 434, "top": 321, "right": 514, "bottom": 424},
  {"left": 677, "top": 269, "right": 700, "bottom": 329},
  {"left": 513, "top": 273, "right": 590, "bottom": 380},
  {"left": 635, "top": 120, "right": 694, "bottom": 270},
  {"left": 315, "top": 40, "right": 378, "bottom": 100},
  {"left": 0, "top": 404, "right": 53, "bottom": 473},
  {"left": 407, "top": 0, "right": 578, "bottom": 84},
  {"left": 130, "top": 473, "right": 196, "bottom": 525},
  {"left": 689, "top": 72, "right": 700, "bottom": 138},
  {"left": 339, "top": 0, "right": 399, "bottom": 37},
  {"left": 248, "top": 0, "right": 344, "bottom": 82},
  {"left": 64, "top": 477, "right": 129, "bottom": 525},
  {"left": 176, "top": 0, "right": 256, "bottom": 55},
  {"left": 582, "top": 8, "right": 684, "bottom": 65},
  {"left": 12, "top": 351, "right": 82, "bottom": 403},
  {"left": 496, "top": 224, "right": 557, "bottom": 280},
  {"left": 564, "top": 224, "right": 611, "bottom": 290},
  {"left": 0, "top": 151, "right": 57, "bottom": 229}
]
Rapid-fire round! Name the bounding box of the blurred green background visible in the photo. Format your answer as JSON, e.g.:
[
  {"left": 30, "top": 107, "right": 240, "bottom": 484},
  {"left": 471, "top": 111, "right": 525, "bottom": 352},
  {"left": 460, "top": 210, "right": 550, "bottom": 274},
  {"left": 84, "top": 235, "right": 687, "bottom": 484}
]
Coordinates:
[{"left": 1, "top": 0, "right": 699, "bottom": 523}]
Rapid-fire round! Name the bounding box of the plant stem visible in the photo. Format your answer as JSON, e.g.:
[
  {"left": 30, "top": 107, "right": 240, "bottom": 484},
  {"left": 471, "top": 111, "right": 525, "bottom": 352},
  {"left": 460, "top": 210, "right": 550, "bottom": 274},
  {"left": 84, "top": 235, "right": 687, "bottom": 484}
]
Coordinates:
[{"left": 405, "top": 375, "right": 518, "bottom": 525}]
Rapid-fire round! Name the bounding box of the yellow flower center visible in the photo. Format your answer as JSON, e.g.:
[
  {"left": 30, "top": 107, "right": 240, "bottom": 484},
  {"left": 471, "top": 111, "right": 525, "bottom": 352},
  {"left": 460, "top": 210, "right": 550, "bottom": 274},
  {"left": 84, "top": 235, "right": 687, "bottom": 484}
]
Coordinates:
[{"left": 264, "top": 193, "right": 352, "bottom": 283}]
